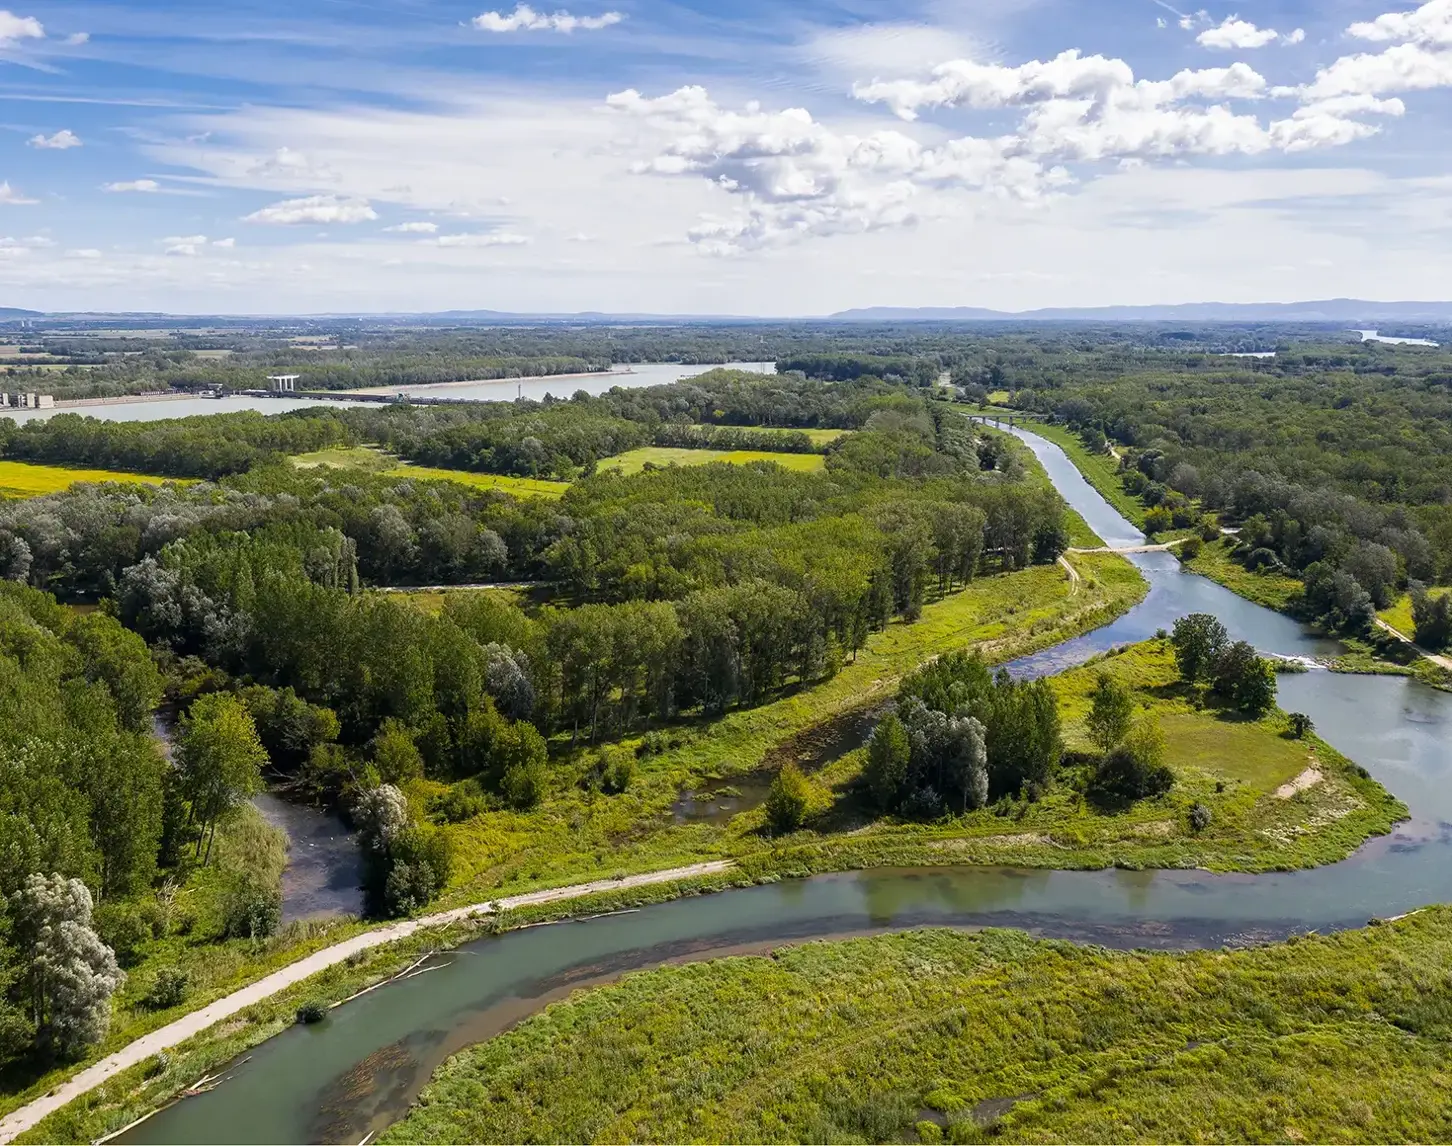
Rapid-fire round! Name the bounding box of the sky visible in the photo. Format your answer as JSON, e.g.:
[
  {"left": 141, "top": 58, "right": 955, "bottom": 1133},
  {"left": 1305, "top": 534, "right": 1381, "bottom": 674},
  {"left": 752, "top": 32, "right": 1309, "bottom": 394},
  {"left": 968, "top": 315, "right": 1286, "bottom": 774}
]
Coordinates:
[{"left": 0, "top": 0, "right": 1450, "bottom": 314}]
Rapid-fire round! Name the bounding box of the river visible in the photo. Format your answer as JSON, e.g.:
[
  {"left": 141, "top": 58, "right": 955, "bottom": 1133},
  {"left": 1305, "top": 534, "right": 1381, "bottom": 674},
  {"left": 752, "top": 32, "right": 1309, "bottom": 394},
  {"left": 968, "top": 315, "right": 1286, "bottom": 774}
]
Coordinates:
[
  {"left": 127, "top": 426, "right": 1452, "bottom": 1145},
  {"left": 2, "top": 362, "right": 775, "bottom": 425}
]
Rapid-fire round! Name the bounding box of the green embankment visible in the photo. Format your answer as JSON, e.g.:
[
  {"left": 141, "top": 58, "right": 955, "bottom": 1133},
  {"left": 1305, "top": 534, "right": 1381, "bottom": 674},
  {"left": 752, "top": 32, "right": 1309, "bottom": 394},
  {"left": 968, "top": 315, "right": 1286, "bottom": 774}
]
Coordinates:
[{"left": 384, "top": 911, "right": 1452, "bottom": 1145}]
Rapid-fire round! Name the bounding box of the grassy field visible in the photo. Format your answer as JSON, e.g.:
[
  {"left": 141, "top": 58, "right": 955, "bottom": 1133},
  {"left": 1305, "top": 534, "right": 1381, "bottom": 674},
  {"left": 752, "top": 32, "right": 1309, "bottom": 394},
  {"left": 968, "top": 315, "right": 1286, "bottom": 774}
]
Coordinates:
[
  {"left": 1379, "top": 586, "right": 1450, "bottom": 638},
  {"left": 291, "top": 446, "right": 570, "bottom": 498},
  {"left": 384, "top": 909, "right": 1452, "bottom": 1145},
  {"left": 1181, "top": 537, "right": 1305, "bottom": 613},
  {"left": 0, "top": 459, "right": 174, "bottom": 498},
  {"left": 597, "top": 446, "right": 827, "bottom": 475}
]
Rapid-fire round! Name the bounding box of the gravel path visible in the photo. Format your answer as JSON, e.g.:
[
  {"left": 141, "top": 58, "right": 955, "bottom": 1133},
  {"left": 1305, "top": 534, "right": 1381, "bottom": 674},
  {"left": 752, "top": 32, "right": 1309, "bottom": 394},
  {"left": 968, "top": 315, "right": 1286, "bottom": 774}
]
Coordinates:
[
  {"left": 0, "top": 860, "right": 735, "bottom": 1145},
  {"left": 1373, "top": 617, "right": 1452, "bottom": 673}
]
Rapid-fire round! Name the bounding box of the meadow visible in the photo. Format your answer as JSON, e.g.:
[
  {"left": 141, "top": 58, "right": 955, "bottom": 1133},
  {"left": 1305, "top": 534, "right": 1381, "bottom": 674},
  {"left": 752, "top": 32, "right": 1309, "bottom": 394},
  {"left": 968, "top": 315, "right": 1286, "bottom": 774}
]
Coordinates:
[
  {"left": 0, "top": 459, "right": 174, "bottom": 498},
  {"left": 595, "top": 445, "right": 827, "bottom": 475},
  {"left": 1378, "top": 586, "right": 1450, "bottom": 639},
  {"left": 290, "top": 445, "right": 570, "bottom": 497},
  {"left": 384, "top": 910, "right": 1452, "bottom": 1145}
]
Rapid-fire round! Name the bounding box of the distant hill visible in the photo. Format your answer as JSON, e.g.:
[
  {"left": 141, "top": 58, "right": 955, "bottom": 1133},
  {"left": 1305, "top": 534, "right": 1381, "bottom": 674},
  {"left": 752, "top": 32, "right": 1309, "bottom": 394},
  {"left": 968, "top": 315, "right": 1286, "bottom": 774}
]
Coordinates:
[
  {"left": 0, "top": 307, "right": 45, "bottom": 319},
  {"left": 830, "top": 300, "right": 1452, "bottom": 323}
]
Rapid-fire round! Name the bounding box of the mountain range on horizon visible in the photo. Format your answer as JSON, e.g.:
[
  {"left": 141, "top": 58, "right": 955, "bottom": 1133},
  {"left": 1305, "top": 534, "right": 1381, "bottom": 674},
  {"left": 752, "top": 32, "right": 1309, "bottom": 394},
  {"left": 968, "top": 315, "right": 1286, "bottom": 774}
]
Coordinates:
[{"left": 2, "top": 299, "right": 1451, "bottom": 325}]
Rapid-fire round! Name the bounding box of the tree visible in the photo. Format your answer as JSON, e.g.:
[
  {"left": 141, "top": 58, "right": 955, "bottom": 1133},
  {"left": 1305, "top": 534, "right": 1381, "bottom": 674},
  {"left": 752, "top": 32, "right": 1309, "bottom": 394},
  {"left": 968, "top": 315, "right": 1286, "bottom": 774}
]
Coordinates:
[
  {"left": 1085, "top": 674, "right": 1134, "bottom": 754},
  {"left": 764, "top": 763, "right": 810, "bottom": 834},
  {"left": 1090, "top": 716, "right": 1173, "bottom": 803},
  {"left": 65, "top": 613, "right": 165, "bottom": 733},
  {"left": 1213, "top": 640, "right": 1277, "bottom": 716},
  {"left": 1411, "top": 584, "right": 1452, "bottom": 650},
  {"left": 1288, "top": 712, "right": 1314, "bottom": 739},
  {"left": 175, "top": 693, "right": 267, "bottom": 865},
  {"left": 1171, "top": 614, "right": 1229, "bottom": 683},
  {"left": 370, "top": 719, "right": 424, "bottom": 784},
  {"left": 864, "top": 714, "right": 910, "bottom": 811},
  {"left": 11, "top": 873, "right": 124, "bottom": 1057}
]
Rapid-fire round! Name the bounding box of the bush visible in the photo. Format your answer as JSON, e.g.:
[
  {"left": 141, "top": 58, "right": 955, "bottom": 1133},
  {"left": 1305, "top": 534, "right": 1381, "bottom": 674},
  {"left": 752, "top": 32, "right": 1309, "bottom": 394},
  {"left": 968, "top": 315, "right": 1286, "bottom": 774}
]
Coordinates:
[
  {"left": 1178, "top": 536, "right": 1203, "bottom": 560},
  {"left": 764, "top": 763, "right": 810, "bottom": 834},
  {"left": 144, "top": 966, "right": 190, "bottom": 1010},
  {"left": 94, "top": 903, "right": 151, "bottom": 968},
  {"left": 1288, "top": 712, "right": 1314, "bottom": 739},
  {"left": 223, "top": 880, "right": 282, "bottom": 940},
  {"left": 900, "top": 786, "right": 947, "bottom": 821},
  {"left": 296, "top": 1001, "right": 328, "bottom": 1025},
  {"left": 431, "top": 780, "right": 488, "bottom": 823},
  {"left": 1188, "top": 802, "right": 1213, "bottom": 833},
  {"left": 1089, "top": 717, "right": 1173, "bottom": 803}
]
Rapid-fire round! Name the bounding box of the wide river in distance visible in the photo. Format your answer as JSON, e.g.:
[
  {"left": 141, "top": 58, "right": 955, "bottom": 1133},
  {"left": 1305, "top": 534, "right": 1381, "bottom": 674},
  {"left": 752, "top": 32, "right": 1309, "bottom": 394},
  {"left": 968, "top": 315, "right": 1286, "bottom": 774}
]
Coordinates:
[
  {"left": 127, "top": 421, "right": 1452, "bottom": 1145},
  {"left": 4, "top": 361, "right": 776, "bottom": 425}
]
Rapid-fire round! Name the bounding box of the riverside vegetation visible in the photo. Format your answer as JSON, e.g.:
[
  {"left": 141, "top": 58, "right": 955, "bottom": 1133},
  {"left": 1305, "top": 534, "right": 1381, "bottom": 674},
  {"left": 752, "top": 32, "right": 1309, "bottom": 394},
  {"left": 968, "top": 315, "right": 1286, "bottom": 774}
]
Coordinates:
[{"left": 385, "top": 910, "right": 1452, "bottom": 1145}]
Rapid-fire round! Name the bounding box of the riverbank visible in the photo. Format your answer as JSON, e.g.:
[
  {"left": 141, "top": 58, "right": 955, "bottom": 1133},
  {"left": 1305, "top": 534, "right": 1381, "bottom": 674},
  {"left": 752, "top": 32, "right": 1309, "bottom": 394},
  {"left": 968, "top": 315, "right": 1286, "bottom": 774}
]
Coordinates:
[{"left": 384, "top": 909, "right": 1452, "bottom": 1145}]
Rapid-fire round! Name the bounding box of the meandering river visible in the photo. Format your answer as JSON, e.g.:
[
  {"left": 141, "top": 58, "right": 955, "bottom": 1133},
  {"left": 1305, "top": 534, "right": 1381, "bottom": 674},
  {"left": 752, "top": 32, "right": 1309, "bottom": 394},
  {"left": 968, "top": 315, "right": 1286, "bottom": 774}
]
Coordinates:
[{"left": 127, "top": 427, "right": 1452, "bottom": 1145}]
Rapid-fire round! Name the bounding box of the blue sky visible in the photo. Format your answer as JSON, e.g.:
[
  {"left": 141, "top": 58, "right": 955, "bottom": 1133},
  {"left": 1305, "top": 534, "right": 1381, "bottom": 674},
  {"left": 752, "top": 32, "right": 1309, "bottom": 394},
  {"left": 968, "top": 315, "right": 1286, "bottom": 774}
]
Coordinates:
[{"left": 0, "top": 0, "right": 1450, "bottom": 313}]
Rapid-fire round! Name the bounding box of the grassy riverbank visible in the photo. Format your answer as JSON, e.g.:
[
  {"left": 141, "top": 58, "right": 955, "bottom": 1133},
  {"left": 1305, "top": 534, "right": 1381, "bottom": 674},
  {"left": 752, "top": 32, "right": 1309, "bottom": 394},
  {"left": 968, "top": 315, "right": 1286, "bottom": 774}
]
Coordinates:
[
  {"left": 291, "top": 445, "right": 571, "bottom": 497},
  {"left": 0, "top": 459, "right": 177, "bottom": 497},
  {"left": 384, "top": 909, "right": 1452, "bottom": 1145}
]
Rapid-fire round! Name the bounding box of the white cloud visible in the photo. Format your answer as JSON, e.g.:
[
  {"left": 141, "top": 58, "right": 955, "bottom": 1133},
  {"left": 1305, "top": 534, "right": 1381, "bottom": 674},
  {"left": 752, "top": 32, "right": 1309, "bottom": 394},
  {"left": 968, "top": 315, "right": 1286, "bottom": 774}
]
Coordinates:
[
  {"left": 103, "top": 179, "right": 161, "bottom": 193},
  {"left": 430, "top": 231, "right": 532, "bottom": 246},
  {"left": 0, "top": 181, "right": 38, "bottom": 205},
  {"left": 472, "top": 4, "right": 623, "bottom": 33},
  {"left": 1349, "top": 0, "right": 1452, "bottom": 45},
  {"left": 64, "top": 30, "right": 87, "bottom": 45},
  {"left": 65, "top": 248, "right": 102, "bottom": 259},
  {"left": 243, "top": 194, "right": 377, "bottom": 224},
  {"left": 212, "top": 236, "right": 235, "bottom": 248},
  {"left": 163, "top": 234, "right": 208, "bottom": 256},
  {"left": 28, "top": 130, "right": 81, "bottom": 150},
  {"left": 385, "top": 220, "right": 439, "bottom": 233},
  {"left": 1197, "top": 16, "right": 1278, "bottom": 49},
  {"left": 1302, "top": 41, "right": 1452, "bottom": 98},
  {"left": 0, "top": 10, "right": 43, "bottom": 44},
  {"left": 1282, "top": 28, "right": 1306, "bottom": 45}
]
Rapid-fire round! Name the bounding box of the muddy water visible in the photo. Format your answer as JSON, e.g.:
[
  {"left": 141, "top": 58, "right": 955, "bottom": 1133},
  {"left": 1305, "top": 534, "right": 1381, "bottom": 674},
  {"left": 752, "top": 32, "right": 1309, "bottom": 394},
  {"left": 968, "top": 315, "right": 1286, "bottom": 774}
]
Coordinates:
[
  {"left": 127, "top": 427, "right": 1452, "bottom": 1145},
  {"left": 251, "top": 794, "right": 363, "bottom": 923}
]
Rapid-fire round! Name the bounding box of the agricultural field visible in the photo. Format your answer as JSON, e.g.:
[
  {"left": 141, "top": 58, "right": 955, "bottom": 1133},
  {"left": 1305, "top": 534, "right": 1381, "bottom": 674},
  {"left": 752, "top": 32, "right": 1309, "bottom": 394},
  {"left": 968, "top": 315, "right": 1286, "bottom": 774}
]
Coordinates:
[
  {"left": 385, "top": 910, "right": 1452, "bottom": 1145},
  {"left": 596, "top": 445, "right": 827, "bottom": 475},
  {"left": 0, "top": 459, "right": 175, "bottom": 498},
  {"left": 290, "top": 445, "right": 570, "bottom": 497}
]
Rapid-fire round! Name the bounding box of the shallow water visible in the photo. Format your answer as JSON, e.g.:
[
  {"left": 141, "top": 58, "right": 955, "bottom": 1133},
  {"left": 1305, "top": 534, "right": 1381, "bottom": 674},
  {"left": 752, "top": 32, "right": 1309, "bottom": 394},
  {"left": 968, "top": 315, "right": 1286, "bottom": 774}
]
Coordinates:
[
  {"left": 127, "top": 424, "right": 1452, "bottom": 1145},
  {"left": 252, "top": 794, "right": 363, "bottom": 923}
]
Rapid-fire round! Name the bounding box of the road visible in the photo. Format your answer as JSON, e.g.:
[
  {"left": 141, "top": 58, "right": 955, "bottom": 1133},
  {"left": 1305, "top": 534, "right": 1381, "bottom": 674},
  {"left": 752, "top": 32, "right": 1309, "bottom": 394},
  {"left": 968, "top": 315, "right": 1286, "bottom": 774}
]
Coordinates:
[{"left": 0, "top": 861, "right": 735, "bottom": 1145}]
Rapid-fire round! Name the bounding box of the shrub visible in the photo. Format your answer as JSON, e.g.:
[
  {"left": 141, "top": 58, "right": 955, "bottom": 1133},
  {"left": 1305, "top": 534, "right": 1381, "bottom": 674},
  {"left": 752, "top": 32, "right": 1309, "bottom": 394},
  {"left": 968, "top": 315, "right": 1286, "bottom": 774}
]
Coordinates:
[
  {"left": 1288, "top": 712, "right": 1314, "bottom": 739},
  {"left": 431, "top": 780, "right": 488, "bottom": 823},
  {"left": 144, "top": 966, "right": 190, "bottom": 1010},
  {"left": 94, "top": 903, "right": 151, "bottom": 968},
  {"left": 900, "top": 786, "right": 947, "bottom": 821},
  {"left": 1178, "top": 536, "right": 1203, "bottom": 560},
  {"left": 296, "top": 1001, "right": 328, "bottom": 1025},
  {"left": 764, "top": 763, "right": 810, "bottom": 834},
  {"left": 223, "top": 880, "right": 282, "bottom": 940},
  {"left": 1188, "top": 802, "right": 1213, "bottom": 833},
  {"left": 1089, "top": 717, "right": 1173, "bottom": 803}
]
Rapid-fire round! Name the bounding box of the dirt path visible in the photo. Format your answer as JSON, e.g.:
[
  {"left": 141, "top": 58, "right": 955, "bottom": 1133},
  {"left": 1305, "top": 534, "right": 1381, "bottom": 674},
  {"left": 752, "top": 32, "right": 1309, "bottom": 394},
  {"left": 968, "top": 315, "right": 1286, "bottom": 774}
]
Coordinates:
[
  {"left": 0, "top": 861, "right": 735, "bottom": 1145},
  {"left": 1057, "top": 554, "right": 1081, "bottom": 594},
  {"left": 1373, "top": 617, "right": 1452, "bottom": 673}
]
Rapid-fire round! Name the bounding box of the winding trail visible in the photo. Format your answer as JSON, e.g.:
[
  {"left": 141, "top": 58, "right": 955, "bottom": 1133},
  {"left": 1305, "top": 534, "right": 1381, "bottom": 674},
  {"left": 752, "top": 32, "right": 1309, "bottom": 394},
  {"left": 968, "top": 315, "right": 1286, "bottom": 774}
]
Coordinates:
[
  {"left": 1068, "top": 539, "right": 1185, "bottom": 555},
  {"left": 1057, "top": 554, "right": 1080, "bottom": 594},
  {"left": 1373, "top": 617, "right": 1452, "bottom": 673},
  {"left": 0, "top": 862, "right": 733, "bottom": 1145}
]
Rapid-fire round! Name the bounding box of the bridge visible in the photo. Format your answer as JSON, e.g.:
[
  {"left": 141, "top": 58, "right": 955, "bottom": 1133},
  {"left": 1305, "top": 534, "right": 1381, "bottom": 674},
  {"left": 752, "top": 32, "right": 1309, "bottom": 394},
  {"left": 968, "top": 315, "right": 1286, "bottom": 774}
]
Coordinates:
[{"left": 965, "top": 411, "right": 1047, "bottom": 429}]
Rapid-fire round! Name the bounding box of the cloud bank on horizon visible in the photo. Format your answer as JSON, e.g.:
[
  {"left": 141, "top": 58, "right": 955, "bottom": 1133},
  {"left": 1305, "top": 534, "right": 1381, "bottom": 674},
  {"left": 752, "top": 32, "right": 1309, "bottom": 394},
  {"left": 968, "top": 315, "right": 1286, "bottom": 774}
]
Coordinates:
[{"left": 0, "top": 0, "right": 1450, "bottom": 312}]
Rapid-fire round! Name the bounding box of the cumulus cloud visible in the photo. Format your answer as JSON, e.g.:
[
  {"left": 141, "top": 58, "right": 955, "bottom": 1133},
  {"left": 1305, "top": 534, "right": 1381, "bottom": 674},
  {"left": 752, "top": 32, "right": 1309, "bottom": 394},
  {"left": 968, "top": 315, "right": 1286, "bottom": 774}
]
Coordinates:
[
  {"left": 1349, "top": 0, "right": 1452, "bottom": 44},
  {"left": 243, "top": 194, "right": 377, "bottom": 224},
  {"left": 385, "top": 220, "right": 439, "bottom": 233},
  {"left": 103, "top": 179, "right": 160, "bottom": 192},
  {"left": 28, "top": 130, "right": 81, "bottom": 150},
  {"left": 64, "top": 30, "right": 88, "bottom": 45},
  {"left": 65, "top": 248, "right": 101, "bottom": 259},
  {"left": 618, "top": 19, "right": 1452, "bottom": 255},
  {"left": 1197, "top": 16, "right": 1279, "bottom": 49},
  {"left": 0, "top": 181, "right": 38, "bottom": 205},
  {"left": 0, "top": 10, "right": 43, "bottom": 44},
  {"left": 430, "top": 231, "right": 532, "bottom": 246},
  {"left": 213, "top": 236, "right": 235, "bottom": 248},
  {"left": 472, "top": 4, "right": 623, "bottom": 33}
]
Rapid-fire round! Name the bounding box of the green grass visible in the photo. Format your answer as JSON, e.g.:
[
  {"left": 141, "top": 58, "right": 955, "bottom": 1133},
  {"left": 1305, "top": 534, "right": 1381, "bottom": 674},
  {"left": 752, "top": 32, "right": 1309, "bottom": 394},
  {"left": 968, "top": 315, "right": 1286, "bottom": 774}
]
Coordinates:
[
  {"left": 751, "top": 426, "right": 849, "bottom": 445},
  {"left": 1181, "top": 538, "right": 1305, "bottom": 613},
  {"left": 0, "top": 459, "right": 176, "bottom": 498},
  {"left": 1017, "top": 421, "right": 1150, "bottom": 529},
  {"left": 383, "top": 910, "right": 1452, "bottom": 1145},
  {"left": 290, "top": 446, "right": 570, "bottom": 498},
  {"left": 597, "top": 446, "right": 827, "bottom": 475},
  {"left": 1379, "top": 586, "right": 1449, "bottom": 638}
]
